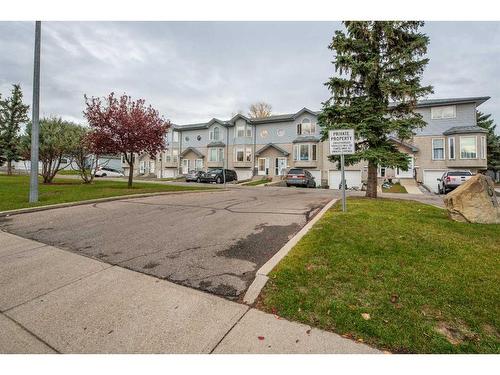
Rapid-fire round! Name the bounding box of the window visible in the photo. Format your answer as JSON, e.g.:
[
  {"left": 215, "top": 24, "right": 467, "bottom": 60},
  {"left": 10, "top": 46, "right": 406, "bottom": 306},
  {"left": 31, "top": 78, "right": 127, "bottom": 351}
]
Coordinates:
[
  {"left": 432, "top": 138, "right": 445, "bottom": 160},
  {"left": 195, "top": 159, "right": 203, "bottom": 171},
  {"left": 197, "top": 135, "right": 201, "bottom": 141},
  {"left": 297, "top": 118, "right": 316, "bottom": 135},
  {"left": 173, "top": 131, "right": 179, "bottom": 142},
  {"left": 234, "top": 147, "right": 252, "bottom": 162},
  {"left": 448, "top": 137, "right": 455, "bottom": 160},
  {"left": 172, "top": 149, "right": 178, "bottom": 163},
  {"left": 260, "top": 129, "right": 269, "bottom": 138},
  {"left": 185, "top": 136, "right": 190, "bottom": 142},
  {"left": 431, "top": 105, "right": 456, "bottom": 119},
  {"left": 480, "top": 136, "right": 486, "bottom": 159},
  {"left": 210, "top": 127, "right": 220, "bottom": 141},
  {"left": 460, "top": 136, "right": 477, "bottom": 159},
  {"left": 293, "top": 144, "right": 317, "bottom": 161},
  {"left": 209, "top": 147, "right": 224, "bottom": 162},
  {"left": 236, "top": 123, "right": 251, "bottom": 138}
]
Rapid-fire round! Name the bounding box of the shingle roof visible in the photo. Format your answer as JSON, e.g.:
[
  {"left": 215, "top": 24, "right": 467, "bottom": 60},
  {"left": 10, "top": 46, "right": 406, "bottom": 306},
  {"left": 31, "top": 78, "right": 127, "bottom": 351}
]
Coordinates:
[
  {"left": 414, "top": 96, "right": 490, "bottom": 108},
  {"left": 255, "top": 143, "right": 290, "bottom": 156},
  {"left": 443, "top": 126, "right": 488, "bottom": 135},
  {"left": 207, "top": 141, "right": 226, "bottom": 147},
  {"left": 292, "top": 136, "right": 320, "bottom": 143},
  {"left": 180, "top": 147, "right": 204, "bottom": 158},
  {"left": 173, "top": 97, "right": 489, "bottom": 129}
]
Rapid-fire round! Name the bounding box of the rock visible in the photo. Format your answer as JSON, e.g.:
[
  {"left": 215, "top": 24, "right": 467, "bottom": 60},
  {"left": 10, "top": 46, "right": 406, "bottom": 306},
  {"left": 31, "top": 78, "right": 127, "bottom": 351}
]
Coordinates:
[{"left": 444, "top": 174, "right": 500, "bottom": 224}]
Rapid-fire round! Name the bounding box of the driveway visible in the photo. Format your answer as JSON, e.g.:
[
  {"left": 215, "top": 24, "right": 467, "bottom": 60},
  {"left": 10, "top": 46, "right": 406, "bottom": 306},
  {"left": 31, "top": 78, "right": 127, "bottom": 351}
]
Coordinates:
[{"left": 0, "top": 187, "right": 333, "bottom": 299}]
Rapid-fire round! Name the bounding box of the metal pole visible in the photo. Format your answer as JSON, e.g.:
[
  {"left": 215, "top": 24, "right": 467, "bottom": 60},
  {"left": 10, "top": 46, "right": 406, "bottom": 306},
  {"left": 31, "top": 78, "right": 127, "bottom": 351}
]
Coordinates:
[
  {"left": 29, "top": 21, "right": 41, "bottom": 203},
  {"left": 341, "top": 153, "right": 346, "bottom": 212}
]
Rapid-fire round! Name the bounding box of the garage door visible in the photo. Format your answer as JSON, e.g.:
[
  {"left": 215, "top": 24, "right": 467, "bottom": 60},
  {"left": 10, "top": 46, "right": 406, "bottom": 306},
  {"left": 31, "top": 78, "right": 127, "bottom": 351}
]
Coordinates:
[
  {"left": 329, "top": 170, "right": 362, "bottom": 190},
  {"left": 236, "top": 169, "right": 253, "bottom": 181},
  {"left": 423, "top": 170, "right": 446, "bottom": 193}
]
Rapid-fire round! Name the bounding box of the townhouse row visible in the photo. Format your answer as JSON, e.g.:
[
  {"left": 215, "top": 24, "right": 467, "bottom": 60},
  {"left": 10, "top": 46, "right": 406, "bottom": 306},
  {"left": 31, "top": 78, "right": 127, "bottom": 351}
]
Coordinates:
[{"left": 124, "top": 96, "right": 489, "bottom": 192}]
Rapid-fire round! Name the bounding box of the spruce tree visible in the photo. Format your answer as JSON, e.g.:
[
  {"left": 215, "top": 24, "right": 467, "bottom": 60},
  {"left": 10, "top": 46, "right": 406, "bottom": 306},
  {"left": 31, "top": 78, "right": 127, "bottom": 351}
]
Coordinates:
[
  {"left": 0, "top": 84, "right": 30, "bottom": 175},
  {"left": 319, "top": 21, "right": 433, "bottom": 198},
  {"left": 476, "top": 111, "right": 500, "bottom": 175}
]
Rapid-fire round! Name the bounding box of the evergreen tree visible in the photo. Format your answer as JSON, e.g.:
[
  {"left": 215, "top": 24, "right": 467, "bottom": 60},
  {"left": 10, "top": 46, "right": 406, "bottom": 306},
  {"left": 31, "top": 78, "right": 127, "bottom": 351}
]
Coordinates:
[
  {"left": 319, "top": 21, "right": 433, "bottom": 198},
  {"left": 0, "top": 84, "right": 30, "bottom": 174},
  {"left": 476, "top": 111, "right": 500, "bottom": 174}
]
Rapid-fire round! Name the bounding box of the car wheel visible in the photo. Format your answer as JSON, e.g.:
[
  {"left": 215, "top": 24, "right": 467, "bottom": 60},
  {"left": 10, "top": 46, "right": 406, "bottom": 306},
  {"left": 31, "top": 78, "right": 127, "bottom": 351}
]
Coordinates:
[
  {"left": 286, "top": 183, "right": 290, "bottom": 187},
  {"left": 216, "top": 177, "right": 222, "bottom": 184},
  {"left": 102, "top": 173, "right": 107, "bottom": 177},
  {"left": 196, "top": 178, "right": 201, "bottom": 183}
]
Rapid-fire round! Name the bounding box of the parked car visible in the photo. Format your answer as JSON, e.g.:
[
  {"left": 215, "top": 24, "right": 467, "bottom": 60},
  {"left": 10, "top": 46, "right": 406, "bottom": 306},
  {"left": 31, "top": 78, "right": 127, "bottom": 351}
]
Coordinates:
[
  {"left": 94, "top": 167, "right": 124, "bottom": 177},
  {"left": 185, "top": 170, "right": 205, "bottom": 183},
  {"left": 285, "top": 168, "right": 316, "bottom": 188},
  {"left": 437, "top": 170, "right": 473, "bottom": 194},
  {"left": 200, "top": 169, "right": 238, "bottom": 184}
]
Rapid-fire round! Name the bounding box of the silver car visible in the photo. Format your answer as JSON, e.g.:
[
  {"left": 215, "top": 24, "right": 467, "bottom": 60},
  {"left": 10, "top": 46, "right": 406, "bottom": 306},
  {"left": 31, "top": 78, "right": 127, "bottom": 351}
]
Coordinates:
[{"left": 437, "top": 170, "right": 473, "bottom": 194}]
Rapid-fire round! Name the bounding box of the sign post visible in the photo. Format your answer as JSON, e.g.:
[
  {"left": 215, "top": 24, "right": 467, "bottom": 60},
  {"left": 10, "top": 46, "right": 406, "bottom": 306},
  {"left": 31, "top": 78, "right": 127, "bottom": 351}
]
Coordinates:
[{"left": 329, "top": 129, "right": 355, "bottom": 212}]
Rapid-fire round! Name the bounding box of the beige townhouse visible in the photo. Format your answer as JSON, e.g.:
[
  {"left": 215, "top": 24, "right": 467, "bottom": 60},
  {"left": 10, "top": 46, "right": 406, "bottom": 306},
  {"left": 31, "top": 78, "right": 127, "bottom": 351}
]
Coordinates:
[{"left": 124, "top": 96, "right": 489, "bottom": 193}]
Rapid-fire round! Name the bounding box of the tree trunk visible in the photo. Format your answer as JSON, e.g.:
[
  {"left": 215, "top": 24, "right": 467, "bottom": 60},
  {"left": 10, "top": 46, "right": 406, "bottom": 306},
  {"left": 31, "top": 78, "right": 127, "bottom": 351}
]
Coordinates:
[
  {"left": 365, "top": 161, "right": 378, "bottom": 198},
  {"left": 127, "top": 160, "right": 134, "bottom": 188},
  {"left": 7, "top": 160, "right": 12, "bottom": 175}
]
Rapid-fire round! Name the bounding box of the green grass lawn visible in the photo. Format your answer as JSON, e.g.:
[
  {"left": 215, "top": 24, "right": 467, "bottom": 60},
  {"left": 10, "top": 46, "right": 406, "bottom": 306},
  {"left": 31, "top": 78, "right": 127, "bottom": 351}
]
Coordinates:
[
  {"left": 258, "top": 198, "right": 500, "bottom": 353},
  {"left": 243, "top": 178, "right": 271, "bottom": 186},
  {"left": 0, "top": 174, "right": 210, "bottom": 212},
  {"left": 382, "top": 182, "right": 407, "bottom": 193},
  {"left": 57, "top": 169, "right": 89, "bottom": 175}
]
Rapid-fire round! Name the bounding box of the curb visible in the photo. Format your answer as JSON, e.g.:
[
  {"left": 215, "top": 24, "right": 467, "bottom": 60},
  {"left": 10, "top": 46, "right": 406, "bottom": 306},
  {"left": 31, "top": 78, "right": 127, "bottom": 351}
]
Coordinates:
[
  {"left": 243, "top": 197, "right": 338, "bottom": 305},
  {"left": 0, "top": 188, "right": 226, "bottom": 217}
]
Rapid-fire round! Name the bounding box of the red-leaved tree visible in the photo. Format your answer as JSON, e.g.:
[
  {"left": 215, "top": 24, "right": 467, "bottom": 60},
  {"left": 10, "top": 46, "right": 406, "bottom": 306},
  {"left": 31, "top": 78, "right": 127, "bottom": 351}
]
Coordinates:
[{"left": 84, "top": 93, "right": 170, "bottom": 187}]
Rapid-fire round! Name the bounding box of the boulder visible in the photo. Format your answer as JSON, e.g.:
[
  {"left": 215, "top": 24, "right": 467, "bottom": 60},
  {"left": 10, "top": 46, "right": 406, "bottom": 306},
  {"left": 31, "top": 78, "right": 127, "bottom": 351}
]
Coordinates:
[{"left": 444, "top": 174, "right": 500, "bottom": 224}]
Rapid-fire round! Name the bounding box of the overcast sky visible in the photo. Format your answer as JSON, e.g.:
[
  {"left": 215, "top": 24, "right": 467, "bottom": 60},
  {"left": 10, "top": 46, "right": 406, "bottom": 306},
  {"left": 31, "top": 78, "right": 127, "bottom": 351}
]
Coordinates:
[{"left": 0, "top": 21, "right": 499, "bottom": 131}]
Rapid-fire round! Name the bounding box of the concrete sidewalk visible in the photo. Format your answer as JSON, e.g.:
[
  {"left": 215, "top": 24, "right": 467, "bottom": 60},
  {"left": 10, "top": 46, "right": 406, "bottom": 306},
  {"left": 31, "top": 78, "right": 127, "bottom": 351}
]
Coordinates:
[{"left": 0, "top": 231, "right": 379, "bottom": 354}]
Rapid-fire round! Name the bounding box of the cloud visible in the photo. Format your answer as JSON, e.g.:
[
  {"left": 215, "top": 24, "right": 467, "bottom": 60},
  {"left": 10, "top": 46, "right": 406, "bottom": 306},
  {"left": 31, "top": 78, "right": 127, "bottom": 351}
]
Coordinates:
[{"left": 0, "top": 21, "right": 498, "bottom": 133}]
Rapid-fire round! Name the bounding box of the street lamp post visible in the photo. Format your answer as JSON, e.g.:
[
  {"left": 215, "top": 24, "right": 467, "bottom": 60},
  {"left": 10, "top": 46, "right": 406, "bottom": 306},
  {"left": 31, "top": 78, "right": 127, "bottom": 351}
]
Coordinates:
[{"left": 29, "top": 21, "right": 41, "bottom": 203}]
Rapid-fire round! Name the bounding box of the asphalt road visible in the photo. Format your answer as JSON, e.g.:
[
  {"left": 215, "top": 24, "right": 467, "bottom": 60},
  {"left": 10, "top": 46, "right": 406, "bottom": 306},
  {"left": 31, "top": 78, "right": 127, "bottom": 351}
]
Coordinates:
[{"left": 1, "top": 187, "right": 333, "bottom": 299}]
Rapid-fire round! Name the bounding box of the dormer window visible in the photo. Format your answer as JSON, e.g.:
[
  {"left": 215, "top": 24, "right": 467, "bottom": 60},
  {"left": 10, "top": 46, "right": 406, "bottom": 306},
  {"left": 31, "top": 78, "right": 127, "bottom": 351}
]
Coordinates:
[
  {"left": 297, "top": 118, "right": 315, "bottom": 135},
  {"left": 431, "top": 105, "right": 456, "bottom": 120},
  {"left": 210, "top": 126, "right": 220, "bottom": 141}
]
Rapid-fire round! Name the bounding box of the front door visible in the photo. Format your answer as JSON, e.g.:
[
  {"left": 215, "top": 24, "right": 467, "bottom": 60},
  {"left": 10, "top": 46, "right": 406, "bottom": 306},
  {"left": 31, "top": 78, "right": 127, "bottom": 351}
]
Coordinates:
[
  {"left": 258, "top": 158, "right": 269, "bottom": 175},
  {"left": 396, "top": 155, "right": 414, "bottom": 178},
  {"left": 275, "top": 157, "right": 287, "bottom": 176},
  {"left": 182, "top": 159, "right": 190, "bottom": 174}
]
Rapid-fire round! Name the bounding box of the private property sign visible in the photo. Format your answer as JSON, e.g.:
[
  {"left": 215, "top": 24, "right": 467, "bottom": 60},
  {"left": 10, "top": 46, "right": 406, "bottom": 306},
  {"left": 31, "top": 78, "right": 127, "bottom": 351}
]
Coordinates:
[{"left": 329, "top": 129, "right": 355, "bottom": 155}]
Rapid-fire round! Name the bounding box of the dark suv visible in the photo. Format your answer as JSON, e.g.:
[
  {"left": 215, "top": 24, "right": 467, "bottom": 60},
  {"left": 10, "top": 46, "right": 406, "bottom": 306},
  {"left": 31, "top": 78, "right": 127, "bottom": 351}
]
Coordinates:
[
  {"left": 201, "top": 169, "right": 238, "bottom": 184},
  {"left": 285, "top": 168, "right": 316, "bottom": 188}
]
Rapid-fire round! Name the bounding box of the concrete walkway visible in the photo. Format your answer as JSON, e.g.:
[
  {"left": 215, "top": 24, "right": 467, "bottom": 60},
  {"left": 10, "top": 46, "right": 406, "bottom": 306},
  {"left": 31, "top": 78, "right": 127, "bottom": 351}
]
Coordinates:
[
  {"left": 399, "top": 179, "right": 423, "bottom": 195},
  {"left": 0, "top": 231, "right": 379, "bottom": 354}
]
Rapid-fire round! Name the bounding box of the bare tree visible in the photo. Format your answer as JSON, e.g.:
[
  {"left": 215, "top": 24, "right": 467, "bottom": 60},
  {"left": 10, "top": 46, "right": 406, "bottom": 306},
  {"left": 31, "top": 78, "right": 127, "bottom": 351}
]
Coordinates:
[{"left": 248, "top": 102, "right": 272, "bottom": 119}]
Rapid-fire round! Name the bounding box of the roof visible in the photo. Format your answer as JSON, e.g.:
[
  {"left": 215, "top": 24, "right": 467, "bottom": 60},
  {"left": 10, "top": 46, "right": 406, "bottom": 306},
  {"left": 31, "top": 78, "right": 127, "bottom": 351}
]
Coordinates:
[
  {"left": 255, "top": 143, "right": 290, "bottom": 156},
  {"left": 292, "top": 136, "right": 320, "bottom": 143},
  {"left": 414, "top": 96, "right": 490, "bottom": 108},
  {"left": 180, "top": 147, "right": 204, "bottom": 158},
  {"left": 207, "top": 141, "right": 226, "bottom": 147},
  {"left": 174, "top": 107, "right": 320, "bottom": 129},
  {"left": 172, "top": 97, "right": 490, "bottom": 129},
  {"left": 388, "top": 136, "right": 419, "bottom": 152},
  {"left": 443, "top": 126, "right": 488, "bottom": 135}
]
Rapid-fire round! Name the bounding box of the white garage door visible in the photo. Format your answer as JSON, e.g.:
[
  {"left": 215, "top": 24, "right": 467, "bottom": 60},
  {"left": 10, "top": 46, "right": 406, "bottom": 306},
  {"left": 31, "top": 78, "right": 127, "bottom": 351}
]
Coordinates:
[
  {"left": 309, "top": 170, "right": 321, "bottom": 187},
  {"left": 236, "top": 169, "right": 253, "bottom": 181},
  {"left": 423, "top": 170, "right": 446, "bottom": 193},
  {"left": 329, "top": 170, "right": 362, "bottom": 190}
]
